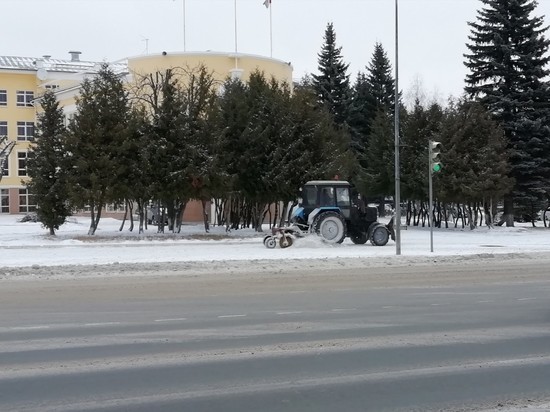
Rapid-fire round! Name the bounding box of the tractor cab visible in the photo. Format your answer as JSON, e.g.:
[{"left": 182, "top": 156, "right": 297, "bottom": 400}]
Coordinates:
[{"left": 299, "top": 180, "right": 353, "bottom": 219}]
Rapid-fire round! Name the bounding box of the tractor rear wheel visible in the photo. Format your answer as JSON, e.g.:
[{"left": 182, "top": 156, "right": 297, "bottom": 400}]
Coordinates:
[
  {"left": 370, "top": 225, "right": 389, "bottom": 246},
  {"left": 314, "top": 212, "right": 346, "bottom": 244}
]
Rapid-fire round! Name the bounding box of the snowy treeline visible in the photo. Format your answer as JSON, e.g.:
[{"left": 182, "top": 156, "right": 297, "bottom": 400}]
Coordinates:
[{"left": 26, "top": 1, "right": 550, "bottom": 236}]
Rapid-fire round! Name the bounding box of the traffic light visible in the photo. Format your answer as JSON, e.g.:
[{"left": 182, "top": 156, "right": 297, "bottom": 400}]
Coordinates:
[{"left": 430, "top": 141, "right": 442, "bottom": 173}]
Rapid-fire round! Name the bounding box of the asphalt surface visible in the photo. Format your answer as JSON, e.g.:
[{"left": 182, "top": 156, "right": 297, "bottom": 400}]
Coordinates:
[{"left": 1, "top": 259, "right": 550, "bottom": 411}]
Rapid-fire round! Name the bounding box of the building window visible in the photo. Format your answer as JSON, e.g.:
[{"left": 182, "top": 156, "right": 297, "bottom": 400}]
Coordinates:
[
  {"left": 1, "top": 156, "right": 8, "bottom": 176},
  {"left": 19, "top": 188, "right": 35, "bottom": 213},
  {"left": 1, "top": 189, "right": 9, "bottom": 213},
  {"left": 0, "top": 90, "right": 6, "bottom": 106},
  {"left": 18, "top": 151, "right": 33, "bottom": 176},
  {"left": 17, "top": 121, "right": 34, "bottom": 141},
  {"left": 0, "top": 121, "right": 7, "bottom": 137},
  {"left": 16, "top": 91, "right": 34, "bottom": 107}
]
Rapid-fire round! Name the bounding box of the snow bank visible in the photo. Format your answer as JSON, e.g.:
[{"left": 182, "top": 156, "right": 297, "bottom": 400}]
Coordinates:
[{"left": 1, "top": 215, "right": 550, "bottom": 280}]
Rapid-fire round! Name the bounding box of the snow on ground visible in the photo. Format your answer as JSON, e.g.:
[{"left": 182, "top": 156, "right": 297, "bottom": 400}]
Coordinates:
[{"left": 1, "top": 214, "right": 549, "bottom": 279}]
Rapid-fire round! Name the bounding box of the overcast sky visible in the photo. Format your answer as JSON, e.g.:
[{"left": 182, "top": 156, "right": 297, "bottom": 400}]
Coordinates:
[{"left": 3, "top": 0, "right": 550, "bottom": 101}]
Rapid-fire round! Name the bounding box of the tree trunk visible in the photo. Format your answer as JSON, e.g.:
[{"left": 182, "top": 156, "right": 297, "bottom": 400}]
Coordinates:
[
  {"left": 88, "top": 203, "right": 96, "bottom": 236},
  {"left": 157, "top": 200, "right": 165, "bottom": 234},
  {"left": 484, "top": 199, "right": 494, "bottom": 229},
  {"left": 174, "top": 201, "right": 187, "bottom": 234},
  {"left": 406, "top": 200, "right": 412, "bottom": 226},
  {"left": 498, "top": 195, "right": 514, "bottom": 227},
  {"left": 119, "top": 203, "right": 128, "bottom": 231},
  {"left": 201, "top": 199, "right": 210, "bottom": 233},
  {"left": 90, "top": 202, "right": 103, "bottom": 236},
  {"left": 224, "top": 196, "right": 232, "bottom": 232},
  {"left": 128, "top": 200, "right": 134, "bottom": 232},
  {"left": 137, "top": 199, "right": 145, "bottom": 234}
]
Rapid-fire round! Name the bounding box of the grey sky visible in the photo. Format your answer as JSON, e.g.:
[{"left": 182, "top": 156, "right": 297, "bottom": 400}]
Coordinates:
[{"left": 4, "top": 0, "right": 550, "bottom": 101}]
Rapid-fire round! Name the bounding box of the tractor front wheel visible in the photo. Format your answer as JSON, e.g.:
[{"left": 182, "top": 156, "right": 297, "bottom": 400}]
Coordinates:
[
  {"left": 370, "top": 225, "right": 390, "bottom": 246},
  {"left": 314, "top": 212, "right": 346, "bottom": 244}
]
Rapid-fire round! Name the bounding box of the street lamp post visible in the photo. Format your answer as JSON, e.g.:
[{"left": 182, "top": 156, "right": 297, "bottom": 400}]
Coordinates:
[{"left": 394, "top": 0, "right": 401, "bottom": 255}]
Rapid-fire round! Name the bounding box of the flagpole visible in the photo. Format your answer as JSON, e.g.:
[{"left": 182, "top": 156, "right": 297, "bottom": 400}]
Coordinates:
[
  {"left": 234, "top": 0, "right": 238, "bottom": 68},
  {"left": 269, "top": 1, "right": 273, "bottom": 57},
  {"left": 183, "top": 0, "right": 187, "bottom": 51}
]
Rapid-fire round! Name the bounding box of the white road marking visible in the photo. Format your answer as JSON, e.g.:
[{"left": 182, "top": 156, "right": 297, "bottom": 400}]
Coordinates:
[
  {"left": 218, "top": 314, "right": 247, "bottom": 318},
  {"left": 11, "top": 325, "right": 50, "bottom": 330},
  {"left": 478, "top": 300, "right": 494, "bottom": 303},
  {"left": 382, "top": 306, "right": 394, "bottom": 309},
  {"left": 517, "top": 297, "right": 537, "bottom": 301},
  {"left": 154, "top": 318, "right": 187, "bottom": 322},
  {"left": 276, "top": 311, "right": 303, "bottom": 315},
  {"left": 84, "top": 322, "right": 121, "bottom": 326},
  {"left": 331, "top": 308, "right": 357, "bottom": 312}
]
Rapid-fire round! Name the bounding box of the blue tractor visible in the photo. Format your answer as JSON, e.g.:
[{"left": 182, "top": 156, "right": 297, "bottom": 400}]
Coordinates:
[{"left": 264, "top": 180, "right": 394, "bottom": 248}]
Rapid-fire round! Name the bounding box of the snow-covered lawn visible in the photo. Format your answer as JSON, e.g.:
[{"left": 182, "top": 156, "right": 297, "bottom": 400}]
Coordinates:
[{"left": 1, "top": 215, "right": 549, "bottom": 273}]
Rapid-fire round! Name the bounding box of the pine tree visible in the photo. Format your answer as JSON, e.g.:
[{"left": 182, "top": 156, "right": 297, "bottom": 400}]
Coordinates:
[
  {"left": 464, "top": 0, "right": 550, "bottom": 225},
  {"left": 312, "top": 22, "right": 351, "bottom": 126},
  {"left": 26, "top": 90, "right": 71, "bottom": 235}
]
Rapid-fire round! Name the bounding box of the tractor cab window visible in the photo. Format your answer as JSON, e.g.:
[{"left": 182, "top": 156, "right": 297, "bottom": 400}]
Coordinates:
[
  {"left": 320, "top": 187, "right": 335, "bottom": 206},
  {"left": 302, "top": 186, "right": 317, "bottom": 206},
  {"left": 336, "top": 187, "right": 350, "bottom": 207}
]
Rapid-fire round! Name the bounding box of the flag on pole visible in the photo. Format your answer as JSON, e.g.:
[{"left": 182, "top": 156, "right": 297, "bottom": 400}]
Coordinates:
[{"left": 263, "top": 0, "right": 271, "bottom": 8}]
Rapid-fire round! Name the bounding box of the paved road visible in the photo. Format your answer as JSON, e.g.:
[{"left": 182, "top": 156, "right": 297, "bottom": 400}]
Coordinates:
[{"left": 1, "top": 260, "right": 550, "bottom": 411}]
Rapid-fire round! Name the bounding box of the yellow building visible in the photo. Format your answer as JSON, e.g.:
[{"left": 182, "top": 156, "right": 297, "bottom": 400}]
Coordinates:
[{"left": 0, "top": 51, "right": 293, "bottom": 219}]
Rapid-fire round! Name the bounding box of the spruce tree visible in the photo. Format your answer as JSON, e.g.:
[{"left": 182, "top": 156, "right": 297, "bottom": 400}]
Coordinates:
[
  {"left": 365, "top": 42, "right": 396, "bottom": 113},
  {"left": 312, "top": 22, "right": 351, "bottom": 126},
  {"left": 401, "top": 100, "right": 441, "bottom": 202},
  {"left": 464, "top": 0, "right": 550, "bottom": 225},
  {"left": 361, "top": 109, "right": 395, "bottom": 201},
  {"left": 26, "top": 90, "right": 71, "bottom": 235},
  {"left": 437, "top": 99, "right": 513, "bottom": 208},
  {"left": 114, "top": 107, "right": 152, "bottom": 234},
  {"left": 348, "top": 73, "right": 371, "bottom": 155},
  {"left": 66, "top": 64, "right": 131, "bottom": 235},
  {"left": 349, "top": 43, "right": 398, "bottom": 205},
  {"left": 182, "top": 65, "right": 224, "bottom": 232}
]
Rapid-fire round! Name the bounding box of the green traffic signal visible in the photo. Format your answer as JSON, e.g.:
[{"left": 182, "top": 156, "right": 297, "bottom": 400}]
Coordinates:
[{"left": 430, "top": 140, "right": 442, "bottom": 174}]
